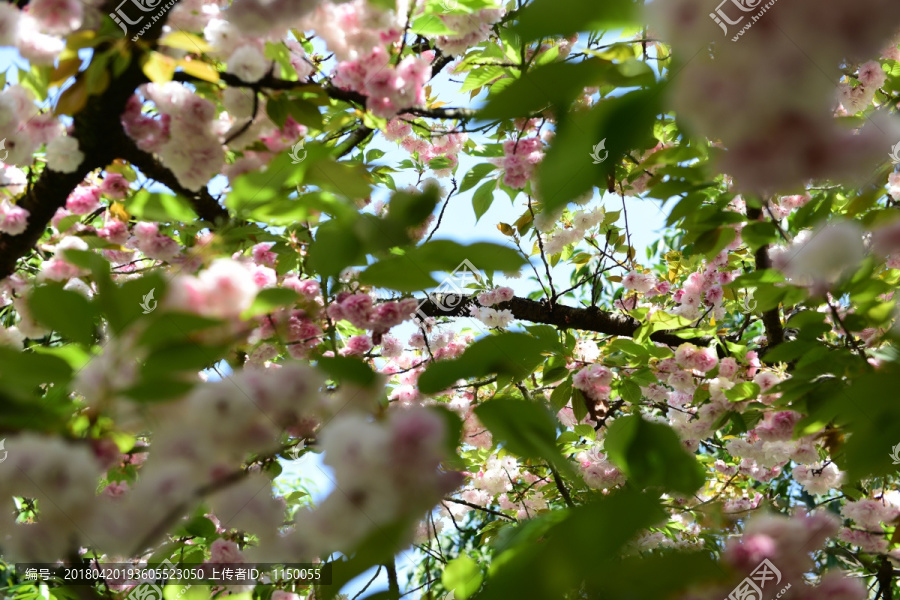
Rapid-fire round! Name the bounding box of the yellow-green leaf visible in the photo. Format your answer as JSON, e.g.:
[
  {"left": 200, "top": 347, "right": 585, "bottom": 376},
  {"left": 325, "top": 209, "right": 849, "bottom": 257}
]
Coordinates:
[
  {"left": 66, "top": 30, "right": 98, "bottom": 50},
  {"left": 160, "top": 31, "right": 211, "bottom": 54},
  {"left": 177, "top": 58, "right": 220, "bottom": 83},
  {"left": 142, "top": 52, "right": 177, "bottom": 84},
  {"left": 54, "top": 79, "right": 88, "bottom": 116},
  {"left": 51, "top": 58, "right": 81, "bottom": 86}
]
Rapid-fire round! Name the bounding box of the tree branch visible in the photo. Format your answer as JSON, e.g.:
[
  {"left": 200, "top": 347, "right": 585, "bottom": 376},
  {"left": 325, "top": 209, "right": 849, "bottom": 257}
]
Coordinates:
[
  {"left": 172, "top": 72, "right": 479, "bottom": 120},
  {"left": 0, "top": 47, "right": 148, "bottom": 280},
  {"left": 550, "top": 466, "right": 574, "bottom": 508},
  {"left": 334, "top": 125, "right": 374, "bottom": 159},
  {"left": 385, "top": 559, "right": 400, "bottom": 600},
  {"left": 116, "top": 134, "right": 230, "bottom": 224},
  {"left": 416, "top": 294, "right": 713, "bottom": 347},
  {"left": 747, "top": 207, "right": 784, "bottom": 349}
]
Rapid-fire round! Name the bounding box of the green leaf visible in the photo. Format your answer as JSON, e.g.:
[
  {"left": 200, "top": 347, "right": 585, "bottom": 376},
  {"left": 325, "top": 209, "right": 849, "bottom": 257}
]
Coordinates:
[
  {"left": 460, "top": 65, "right": 508, "bottom": 93},
  {"left": 524, "top": 325, "right": 566, "bottom": 354},
  {"left": 740, "top": 221, "right": 780, "bottom": 251},
  {"left": 163, "top": 584, "right": 209, "bottom": 600},
  {"left": 241, "top": 288, "right": 300, "bottom": 318},
  {"left": 385, "top": 187, "right": 440, "bottom": 231},
  {"left": 459, "top": 163, "right": 497, "bottom": 193},
  {"left": 633, "top": 310, "right": 694, "bottom": 344},
  {"left": 571, "top": 387, "right": 588, "bottom": 422},
  {"left": 316, "top": 356, "right": 378, "bottom": 387},
  {"left": 536, "top": 86, "right": 663, "bottom": 218},
  {"left": 475, "top": 489, "right": 664, "bottom": 600},
  {"left": 585, "top": 551, "right": 726, "bottom": 598},
  {"left": 549, "top": 378, "right": 573, "bottom": 412},
  {"left": 724, "top": 381, "right": 761, "bottom": 402},
  {"left": 607, "top": 338, "right": 650, "bottom": 357},
  {"left": 228, "top": 152, "right": 298, "bottom": 212},
  {"left": 308, "top": 220, "right": 364, "bottom": 278},
  {"left": 691, "top": 226, "right": 737, "bottom": 259},
  {"left": 442, "top": 556, "right": 483, "bottom": 600},
  {"left": 358, "top": 241, "right": 525, "bottom": 292},
  {"left": 141, "top": 342, "right": 229, "bottom": 379},
  {"left": 429, "top": 156, "right": 453, "bottom": 170},
  {"left": 137, "top": 313, "right": 224, "bottom": 349},
  {"left": 108, "top": 273, "right": 168, "bottom": 334},
  {"left": 475, "top": 396, "right": 574, "bottom": 477},
  {"left": 32, "top": 344, "right": 92, "bottom": 372},
  {"left": 410, "top": 13, "right": 456, "bottom": 35},
  {"left": 305, "top": 156, "right": 372, "bottom": 200},
  {"left": 618, "top": 380, "right": 642, "bottom": 403},
  {"left": 178, "top": 516, "right": 218, "bottom": 539},
  {"left": 472, "top": 179, "right": 496, "bottom": 221},
  {"left": 366, "top": 148, "right": 386, "bottom": 162},
  {"left": 479, "top": 60, "right": 611, "bottom": 120},
  {"left": 418, "top": 332, "right": 550, "bottom": 394},
  {"left": 126, "top": 190, "right": 198, "bottom": 222},
  {"left": 542, "top": 354, "right": 568, "bottom": 384},
  {"left": 604, "top": 415, "right": 705, "bottom": 495},
  {"left": 28, "top": 285, "right": 97, "bottom": 346},
  {"left": 574, "top": 423, "right": 596, "bottom": 440},
  {"left": 266, "top": 96, "right": 290, "bottom": 128},
  {"left": 0, "top": 347, "right": 73, "bottom": 398},
  {"left": 828, "top": 371, "right": 900, "bottom": 481},
  {"left": 285, "top": 97, "right": 324, "bottom": 130},
  {"left": 122, "top": 379, "right": 197, "bottom": 402},
  {"left": 513, "top": 0, "right": 638, "bottom": 40}
]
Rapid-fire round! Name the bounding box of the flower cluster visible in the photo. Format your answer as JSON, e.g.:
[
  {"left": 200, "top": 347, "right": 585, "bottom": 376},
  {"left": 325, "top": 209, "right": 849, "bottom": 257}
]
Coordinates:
[
  {"left": 285, "top": 408, "right": 462, "bottom": 557},
  {"left": 327, "top": 293, "right": 418, "bottom": 334},
  {"left": 0, "top": 198, "right": 28, "bottom": 235},
  {"left": 333, "top": 47, "right": 432, "bottom": 118},
  {"left": 433, "top": 8, "right": 505, "bottom": 56},
  {"left": 650, "top": 0, "right": 900, "bottom": 192},
  {"left": 769, "top": 221, "right": 866, "bottom": 292},
  {"left": 491, "top": 137, "right": 544, "bottom": 189},
  {"left": 702, "top": 511, "right": 867, "bottom": 600},
  {"left": 542, "top": 206, "right": 606, "bottom": 255},
  {"left": 0, "top": 435, "right": 104, "bottom": 561},
  {"left": 124, "top": 83, "right": 225, "bottom": 191}
]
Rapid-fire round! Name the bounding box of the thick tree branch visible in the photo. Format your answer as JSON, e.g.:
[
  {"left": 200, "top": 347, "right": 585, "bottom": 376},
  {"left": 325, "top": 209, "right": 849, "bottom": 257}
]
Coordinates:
[
  {"left": 747, "top": 207, "right": 785, "bottom": 349},
  {"left": 116, "top": 135, "right": 230, "bottom": 224},
  {"left": 753, "top": 245, "right": 784, "bottom": 348},
  {"left": 417, "top": 294, "right": 713, "bottom": 347},
  {"left": 385, "top": 559, "right": 400, "bottom": 600},
  {"left": 0, "top": 49, "right": 148, "bottom": 280}
]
